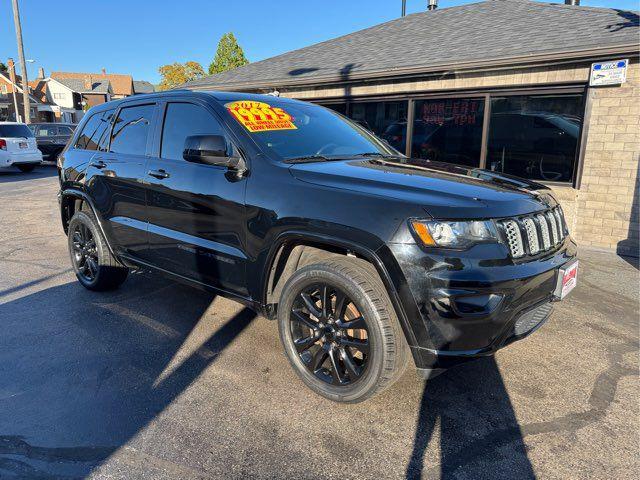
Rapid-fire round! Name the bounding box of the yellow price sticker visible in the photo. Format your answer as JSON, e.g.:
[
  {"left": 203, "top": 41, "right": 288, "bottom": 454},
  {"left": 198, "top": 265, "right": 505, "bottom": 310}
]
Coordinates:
[{"left": 226, "top": 100, "right": 297, "bottom": 133}]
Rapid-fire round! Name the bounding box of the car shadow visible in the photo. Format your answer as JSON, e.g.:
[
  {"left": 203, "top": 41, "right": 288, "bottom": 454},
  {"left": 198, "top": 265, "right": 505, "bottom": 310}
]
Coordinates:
[
  {"left": 0, "top": 273, "right": 256, "bottom": 478},
  {"left": 405, "top": 357, "right": 534, "bottom": 479},
  {"left": 0, "top": 166, "right": 57, "bottom": 184}
]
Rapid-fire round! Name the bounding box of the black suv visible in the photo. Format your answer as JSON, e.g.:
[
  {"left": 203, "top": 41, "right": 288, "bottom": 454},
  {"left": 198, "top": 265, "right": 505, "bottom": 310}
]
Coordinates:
[{"left": 57, "top": 91, "right": 578, "bottom": 403}]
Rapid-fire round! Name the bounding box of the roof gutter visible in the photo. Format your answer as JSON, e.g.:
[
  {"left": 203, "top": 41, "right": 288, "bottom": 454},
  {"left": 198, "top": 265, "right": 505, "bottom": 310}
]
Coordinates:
[{"left": 186, "top": 43, "right": 638, "bottom": 91}]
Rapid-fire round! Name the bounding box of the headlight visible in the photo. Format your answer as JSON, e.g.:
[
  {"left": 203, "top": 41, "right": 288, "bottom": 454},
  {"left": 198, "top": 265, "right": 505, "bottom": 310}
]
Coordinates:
[{"left": 410, "top": 219, "right": 498, "bottom": 249}]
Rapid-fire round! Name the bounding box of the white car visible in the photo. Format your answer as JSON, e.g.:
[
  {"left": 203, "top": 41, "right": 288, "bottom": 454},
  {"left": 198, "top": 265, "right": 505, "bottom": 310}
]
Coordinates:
[{"left": 0, "top": 122, "right": 43, "bottom": 172}]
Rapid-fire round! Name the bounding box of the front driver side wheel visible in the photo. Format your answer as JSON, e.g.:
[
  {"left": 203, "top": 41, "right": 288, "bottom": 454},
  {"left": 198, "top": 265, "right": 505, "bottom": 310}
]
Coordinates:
[{"left": 277, "top": 257, "right": 409, "bottom": 403}]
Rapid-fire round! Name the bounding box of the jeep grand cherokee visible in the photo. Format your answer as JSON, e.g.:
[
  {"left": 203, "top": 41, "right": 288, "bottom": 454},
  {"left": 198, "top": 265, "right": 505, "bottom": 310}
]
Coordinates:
[{"left": 57, "top": 91, "right": 578, "bottom": 403}]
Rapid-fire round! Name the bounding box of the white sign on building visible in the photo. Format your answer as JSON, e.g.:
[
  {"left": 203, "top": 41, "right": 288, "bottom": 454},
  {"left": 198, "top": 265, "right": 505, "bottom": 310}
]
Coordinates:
[{"left": 590, "top": 59, "right": 628, "bottom": 86}]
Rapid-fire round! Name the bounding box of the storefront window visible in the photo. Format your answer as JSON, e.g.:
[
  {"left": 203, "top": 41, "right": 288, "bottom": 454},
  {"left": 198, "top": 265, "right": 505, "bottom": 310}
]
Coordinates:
[
  {"left": 348, "top": 101, "right": 408, "bottom": 153},
  {"left": 319, "top": 103, "right": 347, "bottom": 116},
  {"left": 487, "top": 94, "right": 584, "bottom": 182},
  {"left": 412, "top": 98, "right": 485, "bottom": 167}
]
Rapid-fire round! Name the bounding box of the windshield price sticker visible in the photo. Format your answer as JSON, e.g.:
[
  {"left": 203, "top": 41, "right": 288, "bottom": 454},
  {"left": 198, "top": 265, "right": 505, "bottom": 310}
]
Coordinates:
[{"left": 226, "top": 101, "right": 297, "bottom": 132}]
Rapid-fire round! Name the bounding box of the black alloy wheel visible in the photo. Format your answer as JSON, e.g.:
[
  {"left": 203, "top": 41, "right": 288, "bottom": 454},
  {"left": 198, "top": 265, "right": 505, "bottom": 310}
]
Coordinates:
[
  {"left": 290, "top": 283, "right": 371, "bottom": 385},
  {"left": 71, "top": 222, "right": 99, "bottom": 283}
]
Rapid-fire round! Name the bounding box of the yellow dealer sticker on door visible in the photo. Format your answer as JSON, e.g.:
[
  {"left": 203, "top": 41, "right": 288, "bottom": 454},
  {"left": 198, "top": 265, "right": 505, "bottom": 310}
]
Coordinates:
[{"left": 226, "top": 101, "right": 297, "bottom": 133}]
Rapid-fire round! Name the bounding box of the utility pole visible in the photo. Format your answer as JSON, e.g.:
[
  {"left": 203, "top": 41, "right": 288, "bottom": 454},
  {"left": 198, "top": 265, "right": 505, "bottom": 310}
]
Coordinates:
[
  {"left": 7, "top": 59, "right": 21, "bottom": 122},
  {"left": 11, "top": 0, "right": 30, "bottom": 124},
  {"left": 402, "top": 0, "right": 407, "bottom": 17}
]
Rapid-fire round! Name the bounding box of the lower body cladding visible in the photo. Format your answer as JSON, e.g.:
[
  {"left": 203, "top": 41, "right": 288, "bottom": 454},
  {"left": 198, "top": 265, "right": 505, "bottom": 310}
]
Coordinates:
[{"left": 388, "top": 239, "right": 578, "bottom": 376}]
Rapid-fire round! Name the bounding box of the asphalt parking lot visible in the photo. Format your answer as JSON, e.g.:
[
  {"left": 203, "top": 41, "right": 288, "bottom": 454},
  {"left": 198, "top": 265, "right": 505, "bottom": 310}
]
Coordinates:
[{"left": 0, "top": 166, "right": 638, "bottom": 480}]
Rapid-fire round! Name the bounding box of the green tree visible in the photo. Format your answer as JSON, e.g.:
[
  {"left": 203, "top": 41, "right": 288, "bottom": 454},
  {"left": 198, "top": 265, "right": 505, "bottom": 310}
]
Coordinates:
[
  {"left": 158, "top": 61, "right": 205, "bottom": 91},
  {"left": 0, "top": 62, "right": 7, "bottom": 74},
  {"left": 208, "top": 32, "right": 249, "bottom": 75}
]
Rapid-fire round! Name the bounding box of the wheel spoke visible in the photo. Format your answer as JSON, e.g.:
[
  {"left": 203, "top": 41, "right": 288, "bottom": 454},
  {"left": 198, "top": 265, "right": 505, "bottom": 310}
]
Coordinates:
[
  {"left": 86, "top": 257, "right": 98, "bottom": 278},
  {"left": 300, "top": 292, "right": 322, "bottom": 319},
  {"left": 311, "top": 343, "right": 330, "bottom": 372},
  {"left": 328, "top": 346, "right": 346, "bottom": 384},
  {"left": 334, "top": 290, "right": 347, "bottom": 320},
  {"left": 294, "top": 333, "right": 320, "bottom": 353},
  {"left": 340, "top": 346, "right": 362, "bottom": 379},
  {"left": 321, "top": 285, "right": 330, "bottom": 318},
  {"left": 291, "top": 310, "right": 319, "bottom": 331},
  {"left": 338, "top": 316, "right": 366, "bottom": 330},
  {"left": 342, "top": 337, "right": 370, "bottom": 355}
]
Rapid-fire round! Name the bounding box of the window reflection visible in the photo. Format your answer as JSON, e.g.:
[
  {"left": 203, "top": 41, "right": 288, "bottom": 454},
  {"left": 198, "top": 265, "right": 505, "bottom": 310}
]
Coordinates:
[
  {"left": 487, "top": 94, "right": 583, "bottom": 182},
  {"left": 349, "top": 101, "right": 408, "bottom": 154},
  {"left": 412, "top": 98, "right": 485, "bottom": 167}
]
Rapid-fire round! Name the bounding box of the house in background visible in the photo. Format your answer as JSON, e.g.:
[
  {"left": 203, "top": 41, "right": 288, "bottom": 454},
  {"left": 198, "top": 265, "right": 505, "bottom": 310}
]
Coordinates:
[
  {"left": 51, "top": 70, "right": 133, "bottom": 99},
  {"left": 0, "top": 59, "right": 41, "bottom": 122},
  {"left": 133, "top": 80, "right": 155, "bottom": 94}
]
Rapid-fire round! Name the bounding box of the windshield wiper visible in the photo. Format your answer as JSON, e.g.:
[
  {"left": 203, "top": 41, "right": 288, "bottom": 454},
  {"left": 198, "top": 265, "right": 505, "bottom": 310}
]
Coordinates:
[
  {"left": 350, "top": 152, "right": 405, "bottom": 159},
  {"left": 283, "top": 155, "right": 332, "bottom": 164}
]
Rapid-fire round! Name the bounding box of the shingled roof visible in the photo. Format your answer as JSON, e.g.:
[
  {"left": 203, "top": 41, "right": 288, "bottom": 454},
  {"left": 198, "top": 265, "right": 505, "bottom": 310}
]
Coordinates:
[
  {"left": 56, "top": 77, "right": 111, "bottom": 94},
  {"left": 185, "top": 0, "right": 639, "bottom": 91},
  {"left": 52, "top": 71, "right": 133, "bottom": 96}
]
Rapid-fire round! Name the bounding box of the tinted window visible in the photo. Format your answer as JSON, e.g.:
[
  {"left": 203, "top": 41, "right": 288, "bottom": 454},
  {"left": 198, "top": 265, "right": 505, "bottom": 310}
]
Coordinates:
[
  {"left": 58, "top": 126, "right": 74, "bottom": 135},
  {"left": 110, "top": 104, "right": 154, "bottom": 155},
  {"left": 412, "top": 98, "right": 485, "bottom": 167},
  {"left": 487, "top": 94, "right": 584, "bottom": 182},
  {"left": 349, "top": 101, "right": 408, "bottom": 154},
  {"left": 0, "top": 124, "right": 34, "bottom": 138},
  {"left": 74, "top": 109, "right": 115, "bottom": 151},
  {"left": 225, "top": 100, "right": 394, "bottom": 160},
  {"left": 161, "top": 103, "right": 224, "bottom": 161}
]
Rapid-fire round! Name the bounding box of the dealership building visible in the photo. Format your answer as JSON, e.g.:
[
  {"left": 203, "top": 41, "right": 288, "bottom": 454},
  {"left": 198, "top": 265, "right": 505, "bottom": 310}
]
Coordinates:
[{"left": 186, "top": 0, "right": 640, "bottom": 256}]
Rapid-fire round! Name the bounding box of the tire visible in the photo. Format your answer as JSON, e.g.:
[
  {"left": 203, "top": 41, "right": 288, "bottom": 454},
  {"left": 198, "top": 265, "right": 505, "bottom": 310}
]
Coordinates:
[
  {"left": 277, "top": 256, "right": 409, "bottom": 403},
  {"left": 67, "top": 210, "right": 129, "bottom": 291},
  {"left": 17, "top": 164, "right": 36, "bottom": 173}
]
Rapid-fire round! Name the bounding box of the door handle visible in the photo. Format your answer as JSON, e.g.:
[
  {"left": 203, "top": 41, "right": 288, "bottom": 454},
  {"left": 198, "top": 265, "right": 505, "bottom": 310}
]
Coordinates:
[
  {"left": 89, "top": 160, "right": 107, "bottom": 169},
  {"left": 148, "top": 169, "right": 170, "bottom": 179}
]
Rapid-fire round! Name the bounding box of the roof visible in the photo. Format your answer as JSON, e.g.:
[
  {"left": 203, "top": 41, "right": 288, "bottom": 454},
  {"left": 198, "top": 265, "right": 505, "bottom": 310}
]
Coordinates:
[
  {"left": 56, "top": 77, "right": 111, "bottom": 94},
  {"left": 185, "top": 0, "right": 639, "bottom": 90},
  {"left": 133, "top": 80, "right": 155, "bottom": 94},
  {"left": 51, "top": 71, "right": 133, "bottom": 96}
]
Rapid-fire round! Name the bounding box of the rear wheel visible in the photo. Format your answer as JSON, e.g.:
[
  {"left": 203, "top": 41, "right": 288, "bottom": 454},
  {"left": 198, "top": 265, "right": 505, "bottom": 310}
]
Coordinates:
[
  {"left": 278, "top": 257, "right": 409, "bottom": 403},
  {"left": 67, "top": 210, "right": 129, "bottom": 291},
  {"left": 17, "top": 164, "right": 36, "bottom": 173}
]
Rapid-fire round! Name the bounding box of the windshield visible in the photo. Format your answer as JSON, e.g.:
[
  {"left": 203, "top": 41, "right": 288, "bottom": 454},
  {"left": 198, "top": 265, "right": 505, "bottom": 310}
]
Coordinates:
[
  {"left": 224, "top": 99, "right": 398, "bottom": 161},
  {"left": 0, "top": 124, "right": 34, "bottom": 138}
]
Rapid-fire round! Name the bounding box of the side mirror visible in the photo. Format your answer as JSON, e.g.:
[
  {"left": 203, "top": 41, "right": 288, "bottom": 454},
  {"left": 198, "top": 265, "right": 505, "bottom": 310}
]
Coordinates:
[{"left": 183, "top": 135, "right": 240, "bottom": 169}]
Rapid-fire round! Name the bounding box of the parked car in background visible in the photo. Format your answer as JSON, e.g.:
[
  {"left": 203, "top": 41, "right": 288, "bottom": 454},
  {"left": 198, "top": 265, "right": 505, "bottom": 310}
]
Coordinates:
[
  {"left": 28, "top": 123, "right": 76, "bottom": 162},
  {"left": 0, "top": 122, "right": 43, "bottom": 172}
]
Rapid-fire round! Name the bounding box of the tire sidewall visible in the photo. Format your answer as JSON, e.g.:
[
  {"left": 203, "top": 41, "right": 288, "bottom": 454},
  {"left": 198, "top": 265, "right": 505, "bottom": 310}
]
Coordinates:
[{"left": 278, "top": 264, "right": 387, "bottom": 403}]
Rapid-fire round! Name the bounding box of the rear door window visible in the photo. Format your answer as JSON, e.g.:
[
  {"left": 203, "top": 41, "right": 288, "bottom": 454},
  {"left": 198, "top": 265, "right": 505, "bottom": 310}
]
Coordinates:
[
  {"left": 74, "top": 110, "right": 115, "bottom": 151},
  {"left": 110, "top": 104, "right": 155, "bottom": 155}
]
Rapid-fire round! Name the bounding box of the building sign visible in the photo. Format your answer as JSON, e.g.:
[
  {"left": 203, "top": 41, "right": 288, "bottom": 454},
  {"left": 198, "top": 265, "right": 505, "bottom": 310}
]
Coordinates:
[
  {"left": 421, "top": 98, "right": 482, "bottom": 126},
  {"left": 590, "top": 59, "right": 628, "bottom": 87}
]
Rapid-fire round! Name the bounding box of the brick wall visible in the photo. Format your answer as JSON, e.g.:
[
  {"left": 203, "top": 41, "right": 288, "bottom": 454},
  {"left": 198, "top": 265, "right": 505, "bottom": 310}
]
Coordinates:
[
  {"left": 281, "top": 59, "right": 640, "bottom": 256},
  {"left": 575, "top": 61, "right": 639, "bottom": 256}
]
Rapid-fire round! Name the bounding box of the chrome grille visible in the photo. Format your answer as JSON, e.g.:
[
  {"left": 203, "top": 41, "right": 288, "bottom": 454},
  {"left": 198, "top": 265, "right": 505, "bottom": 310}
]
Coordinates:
[
  {"left": 499, "top": 207, "right": 568, "bottom": 259},
  {"left": 537, "top": 213, "right": 551, "bottom": 250},
  {"left": 547, "top": 211, "right": 559, "bottom": 244},
  {"left": 522, "top": 217, "right": 540, "bottom": 255},
  {"left": 503, "top": 220, "right": 525, "bottom": 258}
]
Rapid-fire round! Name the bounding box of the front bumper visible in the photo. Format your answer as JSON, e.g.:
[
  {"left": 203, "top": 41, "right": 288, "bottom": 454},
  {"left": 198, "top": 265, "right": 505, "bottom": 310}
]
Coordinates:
[
  {"left": 388, "top": 237, "right": 577, "bottom": 369},
  {"left": 37, "top": 144, "right": 65, "bottom": 160}
]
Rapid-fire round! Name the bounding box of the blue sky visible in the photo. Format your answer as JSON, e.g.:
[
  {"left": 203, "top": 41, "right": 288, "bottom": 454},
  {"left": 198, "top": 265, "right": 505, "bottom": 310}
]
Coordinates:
[{"left": 0, "top": 0, "right": 637, "bottom": 84}]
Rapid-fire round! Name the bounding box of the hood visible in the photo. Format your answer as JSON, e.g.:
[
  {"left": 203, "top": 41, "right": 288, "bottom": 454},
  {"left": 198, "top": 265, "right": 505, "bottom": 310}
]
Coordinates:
[{"left": 289, "top": 158, "right": 558, "bottom": 219}]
